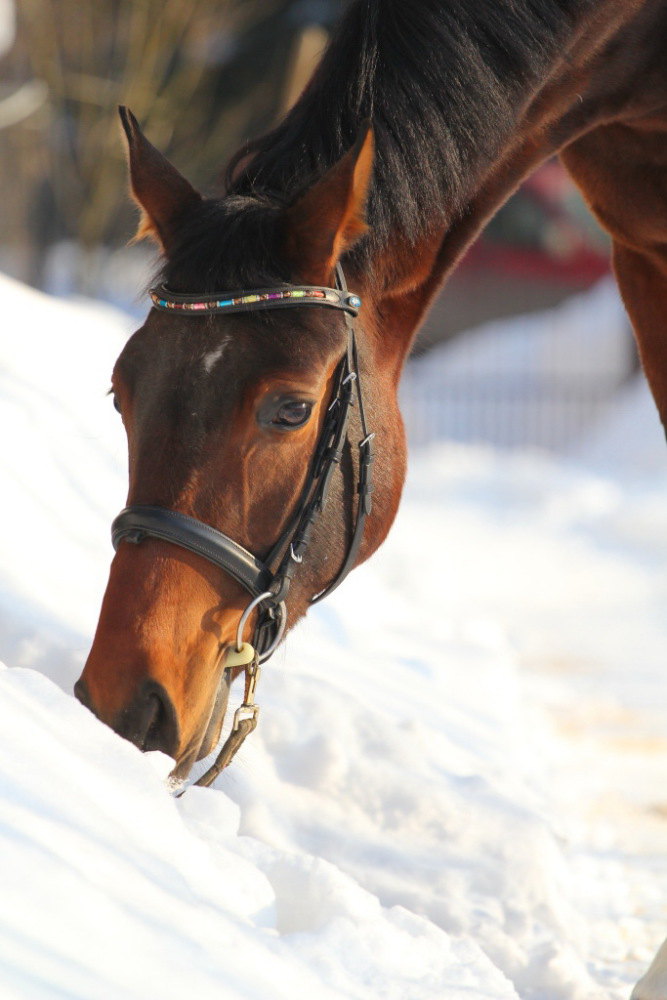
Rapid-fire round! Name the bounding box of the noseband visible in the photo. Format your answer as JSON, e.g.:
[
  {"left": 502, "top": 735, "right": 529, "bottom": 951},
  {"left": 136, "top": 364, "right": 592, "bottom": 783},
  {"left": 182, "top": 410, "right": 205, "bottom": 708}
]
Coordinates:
[{"left": 110, "top": 266, "right": 374, "bottom": 783}]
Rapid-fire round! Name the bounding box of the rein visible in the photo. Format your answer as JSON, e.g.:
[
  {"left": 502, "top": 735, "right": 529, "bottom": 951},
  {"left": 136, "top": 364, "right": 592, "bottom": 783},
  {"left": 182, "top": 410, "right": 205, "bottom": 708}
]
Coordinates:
[{"left": 110, "top": 266, "right": 374, "bottom": 785}]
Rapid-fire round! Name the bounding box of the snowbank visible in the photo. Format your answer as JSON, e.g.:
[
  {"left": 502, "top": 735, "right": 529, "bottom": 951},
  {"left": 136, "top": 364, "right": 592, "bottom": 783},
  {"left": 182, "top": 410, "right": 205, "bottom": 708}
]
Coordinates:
[
  {"left": 0, "top": 273, "right": 131, "bottom": 693},
  {"left": 0, "top": 271, "right": 666, "bottom": 998}
]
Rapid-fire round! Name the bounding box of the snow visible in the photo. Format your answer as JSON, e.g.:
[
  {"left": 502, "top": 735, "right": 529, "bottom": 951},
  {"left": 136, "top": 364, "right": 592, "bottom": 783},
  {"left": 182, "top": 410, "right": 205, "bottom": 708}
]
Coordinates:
[{"left": 1, "top": 269, "right": 667, "bottom": 998}]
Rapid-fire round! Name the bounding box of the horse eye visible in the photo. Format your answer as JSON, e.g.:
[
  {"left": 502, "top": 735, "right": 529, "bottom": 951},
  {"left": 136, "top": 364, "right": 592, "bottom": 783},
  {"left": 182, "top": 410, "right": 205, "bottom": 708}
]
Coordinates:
[
  {"left": 272, "top": 400, "right": 313, "bottom": 428},
  {"left": 112, "top": 394, "right": 121, "bottom": 413}
]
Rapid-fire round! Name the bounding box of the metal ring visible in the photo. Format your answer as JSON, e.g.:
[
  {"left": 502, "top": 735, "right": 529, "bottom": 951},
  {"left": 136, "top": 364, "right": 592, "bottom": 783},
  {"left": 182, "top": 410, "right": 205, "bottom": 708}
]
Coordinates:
[
  {"left": 258, "top": 604, "right": 286, "bottom": 663},
  {"left": 235, "top": 591, "right": 287, "bottom": 662}
]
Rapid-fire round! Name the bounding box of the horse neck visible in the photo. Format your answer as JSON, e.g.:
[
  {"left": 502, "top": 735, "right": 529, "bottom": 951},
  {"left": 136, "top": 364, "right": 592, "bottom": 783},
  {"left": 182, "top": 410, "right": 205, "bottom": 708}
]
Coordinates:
[
  {"left": 356, "top": 0, "right": 654, "bottom": 369},
  {"left": 233, "top": 0, "right": 653, "bottom": 372}
]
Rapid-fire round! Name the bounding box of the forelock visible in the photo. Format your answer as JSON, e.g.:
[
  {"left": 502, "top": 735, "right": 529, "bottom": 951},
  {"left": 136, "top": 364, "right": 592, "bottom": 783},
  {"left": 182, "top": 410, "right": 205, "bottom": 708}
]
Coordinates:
[{"left": 158, "top": 195, "right": 291, "bottom": 294}]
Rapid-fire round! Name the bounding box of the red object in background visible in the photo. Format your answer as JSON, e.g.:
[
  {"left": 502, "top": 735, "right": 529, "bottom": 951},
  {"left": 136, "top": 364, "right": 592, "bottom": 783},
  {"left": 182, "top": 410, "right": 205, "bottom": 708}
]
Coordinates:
[
  {"left": 460, "top": 160, "right": 610, "bottom": 287},
  {"left": 463, "top": 239, "right": 610, "bottom": 286}
]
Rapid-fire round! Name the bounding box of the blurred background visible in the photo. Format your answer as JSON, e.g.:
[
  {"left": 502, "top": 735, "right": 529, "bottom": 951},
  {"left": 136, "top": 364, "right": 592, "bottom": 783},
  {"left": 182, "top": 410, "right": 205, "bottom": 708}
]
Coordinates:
[{"left": 0, "top": 0, "right": 639, "bottom": 454}]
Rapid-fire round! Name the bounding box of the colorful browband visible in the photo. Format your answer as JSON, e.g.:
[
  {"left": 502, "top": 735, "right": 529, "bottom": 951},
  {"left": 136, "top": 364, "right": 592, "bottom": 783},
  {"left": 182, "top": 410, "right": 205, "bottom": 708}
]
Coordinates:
[{"left": 149, "top": 284, "right": 362, "bottom": 317}]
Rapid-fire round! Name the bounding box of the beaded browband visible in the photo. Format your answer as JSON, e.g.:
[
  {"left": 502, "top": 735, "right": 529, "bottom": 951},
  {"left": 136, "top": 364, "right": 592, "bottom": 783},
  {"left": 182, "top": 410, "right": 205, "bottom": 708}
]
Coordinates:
[{"left": 149, "top": 283, "right": 362, "bottom": 317}]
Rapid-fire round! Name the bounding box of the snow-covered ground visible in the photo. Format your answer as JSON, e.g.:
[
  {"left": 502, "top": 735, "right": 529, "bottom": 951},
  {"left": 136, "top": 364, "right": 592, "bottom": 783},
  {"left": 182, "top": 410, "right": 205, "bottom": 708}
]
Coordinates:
[{"left": 1, "top": 270, "right": 667, "bottom": 999}]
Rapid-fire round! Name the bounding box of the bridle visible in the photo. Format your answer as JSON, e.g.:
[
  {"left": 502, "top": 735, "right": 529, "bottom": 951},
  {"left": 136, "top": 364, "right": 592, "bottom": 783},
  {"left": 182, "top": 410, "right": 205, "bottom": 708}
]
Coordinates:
[{"left": 110, "top": 265, "right": 374, "bottom": 785}]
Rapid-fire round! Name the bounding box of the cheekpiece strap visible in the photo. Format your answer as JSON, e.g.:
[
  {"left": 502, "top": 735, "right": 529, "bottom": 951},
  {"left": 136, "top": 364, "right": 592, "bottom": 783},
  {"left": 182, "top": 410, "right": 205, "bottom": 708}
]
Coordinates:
[{"left": 149, "top": 283, "right": 362, "bottom": 317}]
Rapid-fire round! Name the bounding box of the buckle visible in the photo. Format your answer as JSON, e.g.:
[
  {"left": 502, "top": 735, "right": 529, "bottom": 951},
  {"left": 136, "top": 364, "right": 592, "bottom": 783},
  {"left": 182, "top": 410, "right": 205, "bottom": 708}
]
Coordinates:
[
  {"left": 191, "top": 654, "right": 262, "bottom": 788},
  {"left": 231, "top": 702, "right": 259, "bottom": 731}
]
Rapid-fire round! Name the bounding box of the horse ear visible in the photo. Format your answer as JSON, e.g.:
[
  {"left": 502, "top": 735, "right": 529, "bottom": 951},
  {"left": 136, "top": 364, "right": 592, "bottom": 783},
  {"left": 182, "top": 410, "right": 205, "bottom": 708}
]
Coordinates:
[
  {"left": 118, "top": 106, "right": 202, "bottom": 252},
  {"left": 282, "top": 124, "right": 374, "bottom": 285}
]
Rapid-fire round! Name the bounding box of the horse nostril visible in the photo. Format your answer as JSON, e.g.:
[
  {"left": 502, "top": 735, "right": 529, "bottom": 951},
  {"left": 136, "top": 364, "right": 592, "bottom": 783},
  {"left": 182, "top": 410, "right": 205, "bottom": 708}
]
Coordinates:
[
  {"left": 74, "top": 678, "right": 92, "bottom": 710},
  {"left": 115, "top": 681, "right": 179, "bottom": 758},
  {"left": 142, "top": 692, "right": 174, "bottom": 754}
]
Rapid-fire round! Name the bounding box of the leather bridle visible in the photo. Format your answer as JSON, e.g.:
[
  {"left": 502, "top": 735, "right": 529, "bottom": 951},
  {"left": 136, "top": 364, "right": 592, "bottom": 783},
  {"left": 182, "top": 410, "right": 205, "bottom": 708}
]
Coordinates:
[{"left": 110, "top": 266, "right": 374, "bottom": 783}]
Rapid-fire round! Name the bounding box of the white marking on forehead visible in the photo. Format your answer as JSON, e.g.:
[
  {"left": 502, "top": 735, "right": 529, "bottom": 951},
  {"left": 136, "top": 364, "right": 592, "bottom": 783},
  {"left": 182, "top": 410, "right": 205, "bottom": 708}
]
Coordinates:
[{"left": 201, "top": 339, "right": 231, "bottom": 374}]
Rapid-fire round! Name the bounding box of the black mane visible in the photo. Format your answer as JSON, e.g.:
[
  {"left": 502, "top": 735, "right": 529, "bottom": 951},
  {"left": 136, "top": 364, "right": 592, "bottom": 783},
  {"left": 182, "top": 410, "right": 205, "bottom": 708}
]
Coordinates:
[
  {"left": 161, "top": 0, "right": 599, "bottom": 292},
  {"left": 227, "top": 0, "right": 595, "bottom": 269}
]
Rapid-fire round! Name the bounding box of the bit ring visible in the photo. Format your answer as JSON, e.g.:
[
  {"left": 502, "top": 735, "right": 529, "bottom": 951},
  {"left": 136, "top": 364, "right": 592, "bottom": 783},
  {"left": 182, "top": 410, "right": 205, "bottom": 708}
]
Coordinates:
[{"left": 236, "top": 591, "right": 287, "bottom": 662}]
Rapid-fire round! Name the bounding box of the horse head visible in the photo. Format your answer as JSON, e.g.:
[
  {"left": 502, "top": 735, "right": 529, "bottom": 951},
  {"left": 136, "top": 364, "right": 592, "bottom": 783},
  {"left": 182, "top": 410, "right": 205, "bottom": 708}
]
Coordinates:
[{"left": 75, "top": 109, "right": 405, "bottom": 780}]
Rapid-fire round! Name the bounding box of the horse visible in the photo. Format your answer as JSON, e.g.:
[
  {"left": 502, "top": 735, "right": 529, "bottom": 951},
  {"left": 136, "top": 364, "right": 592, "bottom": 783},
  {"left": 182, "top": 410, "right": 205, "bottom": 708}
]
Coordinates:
[{"left": 77, "top": 0, "right": 667, "bottom": 797}]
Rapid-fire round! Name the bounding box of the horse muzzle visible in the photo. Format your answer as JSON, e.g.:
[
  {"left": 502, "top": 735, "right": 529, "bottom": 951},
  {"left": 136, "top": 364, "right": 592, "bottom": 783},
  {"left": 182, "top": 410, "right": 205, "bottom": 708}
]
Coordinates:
[{"left": 74, "top": 675, "right": 180, "bottom": 757}]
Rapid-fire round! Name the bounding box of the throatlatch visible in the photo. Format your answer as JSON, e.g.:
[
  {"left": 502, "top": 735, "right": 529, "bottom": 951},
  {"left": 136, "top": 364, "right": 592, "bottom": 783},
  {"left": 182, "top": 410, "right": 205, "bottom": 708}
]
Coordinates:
[{"left": 110, "top": 266, "right": 374, "bottom": 785}]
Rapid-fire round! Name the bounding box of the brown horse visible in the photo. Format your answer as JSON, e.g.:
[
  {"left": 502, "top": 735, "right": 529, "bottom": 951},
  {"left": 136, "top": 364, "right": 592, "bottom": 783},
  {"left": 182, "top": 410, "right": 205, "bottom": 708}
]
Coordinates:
[{"left": 77, "top": 0, "right": 667, "bottom": 790}]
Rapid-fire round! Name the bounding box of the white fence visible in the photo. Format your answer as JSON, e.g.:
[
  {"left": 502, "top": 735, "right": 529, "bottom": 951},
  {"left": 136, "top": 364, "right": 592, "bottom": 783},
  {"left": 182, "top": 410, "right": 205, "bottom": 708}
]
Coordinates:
[{"left": 399, "top": 280, "right": 636, "bottom": 453}]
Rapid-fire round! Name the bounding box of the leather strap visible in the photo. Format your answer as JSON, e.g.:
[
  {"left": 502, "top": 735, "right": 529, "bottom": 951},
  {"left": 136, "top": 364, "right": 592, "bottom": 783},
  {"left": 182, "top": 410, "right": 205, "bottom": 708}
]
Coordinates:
[
  {"left": 311, "top": 266, "right": 375, "bottom": 602},
  {"left": 111, "top": 506, "right": 273, "bottom": 597},
  {"left": 150, "top": 282, "right": 361, "bottom": 317}
]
